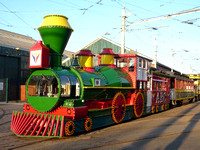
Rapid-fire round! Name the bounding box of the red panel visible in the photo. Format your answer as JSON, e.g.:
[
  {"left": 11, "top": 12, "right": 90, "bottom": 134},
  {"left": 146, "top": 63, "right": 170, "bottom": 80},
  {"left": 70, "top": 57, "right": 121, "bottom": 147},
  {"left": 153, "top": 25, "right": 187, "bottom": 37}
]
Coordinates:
[
  {"left": 19, "top": 113, "right": 36, "bottom": 135},
  {"left": 48, "top": 115, "right": 56, "bottom": 136},
  {"left": 18, "top": 113, "right": 31, "bottom": 135},
  {"left": 36, "top": 115, "right": 48, "bottom": 136},
  {"left": 24, "top": 104, "right": 88, "bottom": 119},
  {"left": 42, "top": 115, "right": 52, "bottom": 136},
  {"left": 60, "top": 116, "right": 64, "bottom": 137},
  {"left": 11, "top": 111, "right": 14, "bottom": 130},
  {"left": 29, "top": 40, "right": 49, "bottom": 68},
  {"left": 30, "top": 114, "right": 44, "bottom": 136},
  {"left": 54, "top": 116, "right": 60, "bottom": 136},
  {"left": 25, "top": 114, "right": 40, "bottom": 136}
]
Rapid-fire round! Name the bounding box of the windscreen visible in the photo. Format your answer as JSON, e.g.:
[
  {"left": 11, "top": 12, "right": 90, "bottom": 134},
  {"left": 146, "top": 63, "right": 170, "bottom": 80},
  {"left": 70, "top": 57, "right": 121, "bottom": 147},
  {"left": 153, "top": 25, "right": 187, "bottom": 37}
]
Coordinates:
[{"left": 28, "top": 75, "right": 58, "bottom": 97}]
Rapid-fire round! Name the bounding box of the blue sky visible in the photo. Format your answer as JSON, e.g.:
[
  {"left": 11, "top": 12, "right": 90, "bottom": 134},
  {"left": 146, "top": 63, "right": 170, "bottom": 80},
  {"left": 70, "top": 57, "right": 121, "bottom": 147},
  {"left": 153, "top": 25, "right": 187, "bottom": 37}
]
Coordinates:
[{"left": 0, "top": 0, "right": 200, "bottom": 74}]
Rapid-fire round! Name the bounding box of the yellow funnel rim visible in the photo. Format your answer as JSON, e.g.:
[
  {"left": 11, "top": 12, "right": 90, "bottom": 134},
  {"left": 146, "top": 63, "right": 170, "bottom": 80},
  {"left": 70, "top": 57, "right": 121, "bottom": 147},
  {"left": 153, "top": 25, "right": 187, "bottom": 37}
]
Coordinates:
[{"left": 38, "top": 14, "right": 73, "bottom": 30}]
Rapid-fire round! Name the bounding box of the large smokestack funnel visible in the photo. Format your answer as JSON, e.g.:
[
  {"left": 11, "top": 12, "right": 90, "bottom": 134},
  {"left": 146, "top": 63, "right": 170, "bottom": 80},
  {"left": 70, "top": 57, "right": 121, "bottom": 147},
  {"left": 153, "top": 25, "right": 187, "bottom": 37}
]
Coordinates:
[{"left": 38, "top": 14, "right": 73, "bottom": 67}]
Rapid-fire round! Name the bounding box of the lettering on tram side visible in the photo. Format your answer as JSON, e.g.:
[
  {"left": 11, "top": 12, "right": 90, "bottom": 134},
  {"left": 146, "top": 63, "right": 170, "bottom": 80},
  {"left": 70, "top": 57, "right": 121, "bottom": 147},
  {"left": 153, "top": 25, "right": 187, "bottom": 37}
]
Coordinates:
[
  {"left": 152, "top": 92, "right": 170, "bottom": 104},
  {"left": 176, "top": 90, "right": 195, "bottom": 99}
]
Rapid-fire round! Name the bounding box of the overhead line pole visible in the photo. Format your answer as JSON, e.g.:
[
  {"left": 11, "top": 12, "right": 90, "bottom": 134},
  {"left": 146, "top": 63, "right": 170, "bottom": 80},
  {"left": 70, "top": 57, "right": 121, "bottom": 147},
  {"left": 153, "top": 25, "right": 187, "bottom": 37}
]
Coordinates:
[
  {"left": 121, "top": 6, "right": 200, "bottom": 69},
  {"left": 121, "top": 6, "right": 126, "bottom": 55}
]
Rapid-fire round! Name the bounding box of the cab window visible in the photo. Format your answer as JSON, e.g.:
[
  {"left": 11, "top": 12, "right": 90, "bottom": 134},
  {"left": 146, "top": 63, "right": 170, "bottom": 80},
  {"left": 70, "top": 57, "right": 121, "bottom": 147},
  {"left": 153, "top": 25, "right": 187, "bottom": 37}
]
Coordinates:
[
  {"left": 129, "top": 58, "right": 135, "bottom": 72},
  {"left": 28, "top": 75, "right": 58, "bottom": 97}
]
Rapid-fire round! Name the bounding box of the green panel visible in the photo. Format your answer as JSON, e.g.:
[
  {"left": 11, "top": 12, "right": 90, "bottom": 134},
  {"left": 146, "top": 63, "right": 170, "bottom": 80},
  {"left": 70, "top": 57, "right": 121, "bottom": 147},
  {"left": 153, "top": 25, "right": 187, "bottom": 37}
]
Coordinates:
[
  {"left": 77, "top": 69, "right": 107, "bottom": 86},
  {"left": 68, "top": 68, "right": 84, "bottom": 100},
  {"left": 83, "top": 88, "right": 130, "bottom": 101},
  {"left": 26, "top": 69, "right": 61, "bottom": 112},
  {"left": 97, "top": 66, "right": 121, "bottom": 87},
  {"left": 63, "top": 99, "right": 84, "bottom": 107},
  {"left": 120, "top": 77, "right": 131, "bottom": 87},
  {"left": 38, "top": 27, "right": 72, "bottom": 54},
  {"left": 56, "top": 68, "right": 74, "bottom": 76},
  {"left": 115, "top": 68, "right": 131, "bottom": 87}
]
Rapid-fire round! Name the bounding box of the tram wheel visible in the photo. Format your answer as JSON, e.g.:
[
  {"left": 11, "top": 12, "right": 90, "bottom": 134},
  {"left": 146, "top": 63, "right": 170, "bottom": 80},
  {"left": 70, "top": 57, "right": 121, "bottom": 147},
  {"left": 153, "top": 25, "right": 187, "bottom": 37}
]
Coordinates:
[
  {"left": 111, "top": 92, "right": 126, "bottom": 123},
  {"left": 176, "top": 101, "right": 182, "bottom": 106},
  {"left": 134, "top": 92, "right": 144, "bottom": 118},
  {"left": 65, "top": 121, "right": 75, "bottom": 136}
]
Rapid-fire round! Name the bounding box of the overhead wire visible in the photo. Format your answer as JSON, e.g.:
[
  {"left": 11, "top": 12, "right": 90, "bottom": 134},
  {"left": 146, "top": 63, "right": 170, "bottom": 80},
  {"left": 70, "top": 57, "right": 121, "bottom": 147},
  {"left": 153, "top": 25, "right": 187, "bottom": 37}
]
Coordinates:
[{"left": 0, "top": 2, "right": 34, "bottom": 30}]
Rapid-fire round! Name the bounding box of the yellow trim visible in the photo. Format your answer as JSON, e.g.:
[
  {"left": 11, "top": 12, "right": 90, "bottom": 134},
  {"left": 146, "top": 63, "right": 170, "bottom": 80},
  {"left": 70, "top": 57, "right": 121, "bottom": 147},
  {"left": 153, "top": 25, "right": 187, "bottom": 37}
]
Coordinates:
[
  {"left": 156, "top": 105, "right": 159, "bottom": 113},
  {"left": 175, "top": 89, "right": 194, "bottom": 92},
  {"left": 84, "top": 86, "right": 135, "bottom": 89},
  {"left": 152, "top": 106, "right": 155, "bottom": 114},
  {"left": 161, "top": 104, "right": 164, "bottom": 111},
  {"left": 65, "top": 121, "right": 75, "bottom": 136},
  {"left": 38, "top": 14, "right": 73, "bottom": 29},
  {"left": 165, "top": 104, "right": 168, "bottom": 110},
  {"left": 176, "top": 97, "right": 194, "bottom": 101},
  {"left": 84, "top": 118, "right": 92, "bottom": 131}
]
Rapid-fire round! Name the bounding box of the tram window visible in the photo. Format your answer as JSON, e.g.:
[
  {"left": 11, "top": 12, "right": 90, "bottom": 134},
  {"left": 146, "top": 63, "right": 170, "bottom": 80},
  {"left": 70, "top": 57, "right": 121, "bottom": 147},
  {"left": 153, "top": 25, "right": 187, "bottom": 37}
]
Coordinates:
[
  {"left": 147, "top": 80, "right": 151, "bottom": 90},
  {"left": 137, "top": 81, "right": 147, "bottom": 90},
  {"left": 181, "top": 81, "right": 184, "bottom": 89},
  {"left": 129, "top": 58, "right": 135, "bottom": 72},
  {"left": 117, "top": 58, "right": 127, "bottom": 67},
  {"left": 143, "top": 60, "right": 147, "bottom": 69},
  {"left": 177, "top": 80, "right": 180, "bottom": 89},
  {"left": 139, "top": 82, "right": 142, "bottom": 89},
  {"left": 139, "top": 58, "right": 143, "bottom": 68},
  {"left": 171, "top": 78, "right": 175, "bottom": 88},
  {"left": 59, "top": 75, "right": 80, "bottom": 97},
  {"left": 162, "top": 83, "right": 166, "bottom": 90},
  {"left": 158, "top": 82, "right": 161, "bottom": 90},
  {"left": 28, "top": 75, "right": 58, "bottom": 97},
  {"left": 60, "top": 76, "right": 71, "bottom": 97},
  {"left": 28, "top": 76, "right": 41, "bottom": 96},
  {"left": 69, "top": 76, "right": 80, "bottom": 97},
  {"left": 168, "top": 79, "right": 170, "bottom": 90},
  {"left": 144, "top": 82, "right": 147, "bottom": 90},
  {"left": 153, "top": 81, "right": 157, "bottom": 90}
]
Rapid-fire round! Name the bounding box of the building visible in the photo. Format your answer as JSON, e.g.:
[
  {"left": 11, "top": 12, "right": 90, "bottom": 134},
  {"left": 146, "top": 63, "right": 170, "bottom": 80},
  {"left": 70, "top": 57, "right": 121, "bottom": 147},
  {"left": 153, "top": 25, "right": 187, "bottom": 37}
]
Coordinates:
[
  {"left": 63, "top": 36, "right": 141, "bottom": 67},
  {"left": 0, "top": 29, "right": 36, "bottom": 101}
]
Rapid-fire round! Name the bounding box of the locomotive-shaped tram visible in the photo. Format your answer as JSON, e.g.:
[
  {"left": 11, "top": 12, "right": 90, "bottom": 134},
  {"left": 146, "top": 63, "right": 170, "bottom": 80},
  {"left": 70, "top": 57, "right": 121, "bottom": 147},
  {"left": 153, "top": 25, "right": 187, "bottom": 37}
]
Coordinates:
[{"left": 11, "top": 15, "right": 195, "bottom": 137}]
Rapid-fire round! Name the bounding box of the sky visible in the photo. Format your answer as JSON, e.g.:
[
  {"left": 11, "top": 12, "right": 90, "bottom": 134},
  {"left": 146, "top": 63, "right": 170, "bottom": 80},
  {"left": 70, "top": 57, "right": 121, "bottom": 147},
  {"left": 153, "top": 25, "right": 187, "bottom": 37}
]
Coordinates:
[{"left": 0, "top": 0, "right": 200, "bottom": 74}]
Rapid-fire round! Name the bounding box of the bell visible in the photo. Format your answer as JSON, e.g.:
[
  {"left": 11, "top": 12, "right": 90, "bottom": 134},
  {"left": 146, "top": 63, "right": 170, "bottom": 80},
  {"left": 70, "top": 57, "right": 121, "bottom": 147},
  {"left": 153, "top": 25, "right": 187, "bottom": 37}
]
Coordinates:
[{"left": 72, "top": 55, "right": 79, "bottom": 67}]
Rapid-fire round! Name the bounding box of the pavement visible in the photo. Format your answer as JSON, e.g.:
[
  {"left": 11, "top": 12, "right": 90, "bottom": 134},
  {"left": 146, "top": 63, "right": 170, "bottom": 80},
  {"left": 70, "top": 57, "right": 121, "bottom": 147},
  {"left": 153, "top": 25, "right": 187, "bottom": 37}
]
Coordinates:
[{"left": 0, "top": 101, "right": 24, "bottom": 117}]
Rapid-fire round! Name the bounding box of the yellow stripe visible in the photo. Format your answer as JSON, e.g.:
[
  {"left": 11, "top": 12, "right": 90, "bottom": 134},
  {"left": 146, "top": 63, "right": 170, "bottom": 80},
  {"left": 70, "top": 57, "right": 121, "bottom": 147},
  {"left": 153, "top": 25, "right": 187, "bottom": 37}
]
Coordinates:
[
  {"left": 175, "top": 89, "right": 194, "bottom": 92},
  {"left": 176, "top": 97, "right": 194, "bottom": 100},
  {"left": 84, "top": 86, "right": 135, "bottom": 90}
]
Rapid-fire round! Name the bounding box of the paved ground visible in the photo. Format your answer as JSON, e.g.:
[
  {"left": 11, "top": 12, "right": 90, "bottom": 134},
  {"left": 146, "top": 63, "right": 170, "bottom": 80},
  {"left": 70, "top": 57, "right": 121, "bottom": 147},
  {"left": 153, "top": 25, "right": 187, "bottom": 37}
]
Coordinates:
[{"left": 1, "top": 101, "right": 200, "bottom": 150}]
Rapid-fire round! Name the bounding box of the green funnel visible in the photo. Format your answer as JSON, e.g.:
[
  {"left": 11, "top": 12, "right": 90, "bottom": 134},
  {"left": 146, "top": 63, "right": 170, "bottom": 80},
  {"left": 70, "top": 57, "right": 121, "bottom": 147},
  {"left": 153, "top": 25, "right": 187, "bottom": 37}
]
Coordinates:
[{"left": 38, "top": 15, "right": 73, "bottom": 67}]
